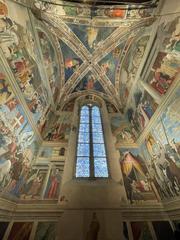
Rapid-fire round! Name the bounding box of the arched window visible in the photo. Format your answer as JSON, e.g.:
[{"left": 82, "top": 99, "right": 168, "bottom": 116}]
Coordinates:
[{"left": 76, "top": 105, "right": 108, "bottom": 178}]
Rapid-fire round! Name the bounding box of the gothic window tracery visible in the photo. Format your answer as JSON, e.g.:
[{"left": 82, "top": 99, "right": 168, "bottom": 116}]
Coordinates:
[{"left": 76, "top": 105, "right": 108, "bottom": 178}]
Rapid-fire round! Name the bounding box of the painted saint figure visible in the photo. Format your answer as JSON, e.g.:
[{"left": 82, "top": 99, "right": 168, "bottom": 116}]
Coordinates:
[
  {"left": 45, "top": 168, "right": 61, "bottom": 199},
  {"left": 86, "top": 213, "right": 100, "bottom": 240}
]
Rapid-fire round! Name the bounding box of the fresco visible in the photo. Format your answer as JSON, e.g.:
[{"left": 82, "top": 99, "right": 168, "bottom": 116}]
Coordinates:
[
  {"left": 37, "top": 108, "right": 53, "bottom": 135},
  {"left": 101, "top": 1, "right": 158, "bottom": 19},
  {"left": 99, "top": 43, "right": 123, "bottom": 85},
  {"left": 34, "top": 0, "right": 78, "bottom": 16},
  {"left": 110, "top": 115, "right": 137, "bottom": 144},
  {"left": 1, "top": 166, "right": 46, "bottom": 200},
  {"left": 39, "top": 147, "right": 52, "bottom": 158},
  {"left": 126, "top": 8, "right": 155, "bottom": 19},
  {"left": 19, "top": 169, "right": 46, "bottom": 200},
  {"left": 0, "top": 222, "right": 9, "bottom": 239},
  {"left": 106, "top": 101, "right": 118, "bottom": 113},
  {"left": 67, "top": 24, "right": 117, "bottom": 52},
  {"left": 37, "top": 30, "right": 60, "bottom": 100},
  {"left": 120, "top": 35, "right": 150, "bottom": 106},
  {"left": 73, "top": 72, "right": 105, "bottom": 93},
  {"left": 43, "top": 111, "right": 72, "bottom": 142},
  {"left": 104, "top": 9, "right": 126, "bottom": 18},
  {"left": 131, "top": 222, "right": 153, "bottom": 240},
  {"left": 8, "top": 222, "right": 33, "bottom": 240},
  {"left": 0, "top": 0, "right": 50, "bottom": 132},
  {"left": 146, "top": 16, "right": 180, "bottom": 95},
  {"left": 119, "top": 148, "right": 157, "bottom": 204},
  {"left": 45, "top": 167, "right": 61, "bottom": 199},
  {"left": 34, "top": 0, "right": 158, "bottom": 19},
  {"left": 59, "top": 40, "right": 83, "bottom": 82},
  {"left": 56, "top": 98, "right": 75, "bottom": 112},
  {"left": 55, "top": 147, "right": 66, "bottom": 156},
  {"left": 62, "top": 99, "right": 75, "bottom": 112},
  {"left": 0, "top": 67, "right": 39, "bottom": 200},
  {"left": 127, "top": 84, "right": 158, "bottom": 135},
  {"left": 35, "top": 222, "right": 57, "bottom": 240},
  {"left": 141, "top": 88, "right": 180, "bottom": 200}
]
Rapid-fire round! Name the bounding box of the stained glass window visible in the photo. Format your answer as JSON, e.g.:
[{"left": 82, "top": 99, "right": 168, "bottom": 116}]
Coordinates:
[{"left": 76, "top": 105, "right": 108, "bottom": 178}]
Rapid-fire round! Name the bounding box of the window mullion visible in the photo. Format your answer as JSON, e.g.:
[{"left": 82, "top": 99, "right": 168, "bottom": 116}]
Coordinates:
[
  {"left": 89, "top": 107, "right": 94, "bottom": 178},
  {"left": 76, "top": 105, "right": 108, "bottom": 178}
]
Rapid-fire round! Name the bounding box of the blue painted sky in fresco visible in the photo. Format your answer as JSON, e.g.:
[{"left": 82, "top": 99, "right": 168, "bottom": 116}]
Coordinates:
[
  {"left": 152, "top": 89, "right": 180, "bottom": 145},
  {"left": 59, "top": 40, "right": 83, "bottom": 82},
  {"left": 73, "top": 72, "right": 105, "bottom": 93},
  {"left": 99, "top": 43, "right": 124, "bottom": 85},
  {"left": 67, "top": 24, "right": 117, "bottom": 53}
]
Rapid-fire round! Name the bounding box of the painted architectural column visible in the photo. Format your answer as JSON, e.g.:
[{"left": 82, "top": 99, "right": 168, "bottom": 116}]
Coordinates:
[
  {"left": 2, "top": 222, "right": 13, "bottom": 240},
  {"left": 41, "top": 163, "right": 52, "bottom": 199},
  {"left": 127, "top": 221, "right": 134, "bottom": 240},
  {"left": 148, "top": 221, "right": 158, "bottom": 240},
  {"left": 29, "top": 221, "right": 38, "bottom": 240},
  {"left": 140, "top": 80, "right": 161, "bottom": 104},
  {"left": 61, "top": 102, "right": 79, "bottom": 185},
  {"left": 101, "top": 100, "right": 125, "bottom": 185}
]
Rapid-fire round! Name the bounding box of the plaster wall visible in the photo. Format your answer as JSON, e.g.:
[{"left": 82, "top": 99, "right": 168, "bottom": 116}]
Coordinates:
[{"left": 60, "top": 96, "right": 127, "bottom": 209}]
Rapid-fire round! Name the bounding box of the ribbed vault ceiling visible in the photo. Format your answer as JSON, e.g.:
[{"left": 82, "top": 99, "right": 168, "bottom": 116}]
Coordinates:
[{"left": 33, "top": 0, "right": 159, "bottom": 112}]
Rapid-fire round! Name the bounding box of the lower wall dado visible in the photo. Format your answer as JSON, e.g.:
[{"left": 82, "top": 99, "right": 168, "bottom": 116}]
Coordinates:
[{"left": 0, "top": 198, "right": 180, "bottom": 240}]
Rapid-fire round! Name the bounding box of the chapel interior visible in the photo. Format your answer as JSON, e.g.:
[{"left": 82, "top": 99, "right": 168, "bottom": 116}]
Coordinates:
[{"left": 0, "top": 0, "right": 180, "bottom": 239}]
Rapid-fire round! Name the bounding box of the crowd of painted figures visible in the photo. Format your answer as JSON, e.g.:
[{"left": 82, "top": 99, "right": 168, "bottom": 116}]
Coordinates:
[
  {"left": 0, "top": 0, "right": 50, "bottom": 133},
  {"left": 120, "top": 91, "right": 180, "bottom": 203},
  {"left": 0, "top": 158, "right": 62, "bottom": 200},
  {"left": 121, "top": 143, "right": 180, "bottom": 204},
  {"left": 0, "top": 0, "right": 180, "bottom": 205},
  {"left": 147, "top": 145, "right": 180, "bottom": 200}
]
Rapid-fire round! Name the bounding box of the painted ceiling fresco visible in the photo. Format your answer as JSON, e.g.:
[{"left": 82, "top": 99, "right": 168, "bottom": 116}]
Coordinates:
[
  {"left": 6, "top": 0, "right": 179, "bottom": 138},
  {"left": 67, "top": 24, "right": 117, "bottom": 53},
  {"left": 59, "top": 0, "right": 157, "bottom": 5},
  {"left": 34, "top": 0, "right": 158, "bottom": 18},
  {"left": 73, "top": 72, "right": 105, "bottom": 93},
  {"left": 99, "top": 43, "right": 125, "bottom": 85},
  {"left": 3, "top": 0, "right": 180, "bottom": 147},
  {"left": 33, "top": 1, "right": 157, "bottom": 111},
  {"left": 59, "top": 40, "right": 83, "bottom": 82}
]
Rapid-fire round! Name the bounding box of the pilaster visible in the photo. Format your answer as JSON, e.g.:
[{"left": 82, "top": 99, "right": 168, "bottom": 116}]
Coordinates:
[
  {"left": 140, "top": 80, "right": 161, "bottom": 104},
  {"left": 127, "top": 221, "right": 133, "bottom": 240},
  {"left": 148, "top": 221, "right": 157, "bottom": 240},
  {"left": 29, "top": 221, "right": 38, "bottom": 240},
  {"left": 2, "top": 221, "right": 13, "bottom": 240},
  {"left": 41, "top": 163, "right": 52, "bottom": 199}
]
